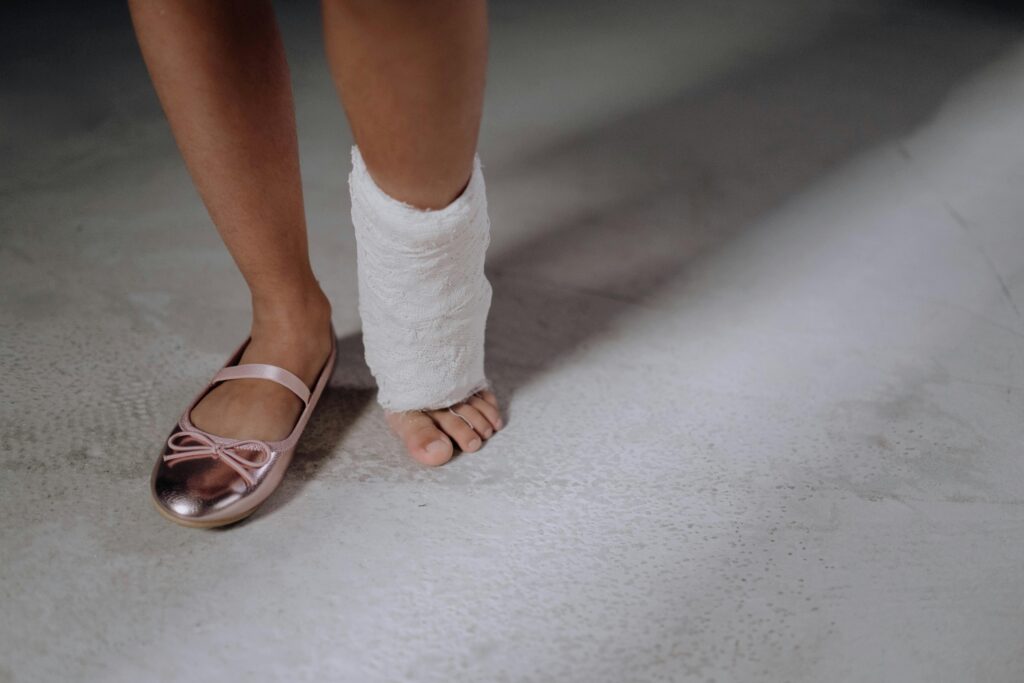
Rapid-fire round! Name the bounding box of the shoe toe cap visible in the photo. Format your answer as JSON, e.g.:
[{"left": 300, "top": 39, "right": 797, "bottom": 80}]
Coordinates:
[{"left": 151, "top": 457, "right": 250, "bottom": 526}]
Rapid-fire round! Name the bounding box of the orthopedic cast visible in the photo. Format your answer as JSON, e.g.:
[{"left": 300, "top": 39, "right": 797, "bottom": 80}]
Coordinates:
[{"left": 348, "top": 144, "right": 493, "bottom": 412}]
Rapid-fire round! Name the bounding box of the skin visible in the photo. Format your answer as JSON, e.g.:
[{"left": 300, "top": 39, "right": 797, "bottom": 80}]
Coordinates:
[{"left": 128, "top": 0, "right": 502, "bottom": 466}]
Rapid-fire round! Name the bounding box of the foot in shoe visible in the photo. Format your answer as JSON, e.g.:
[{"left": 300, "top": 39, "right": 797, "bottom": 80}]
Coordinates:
[
  {"left": 384, "top": 388, "right": 503, "bottom": 466},
  {"left": 189, "top": 297, "right": 334, "bottom": 443}
]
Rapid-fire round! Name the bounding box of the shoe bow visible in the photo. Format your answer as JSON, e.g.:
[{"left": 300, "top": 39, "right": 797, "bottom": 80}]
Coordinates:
[{"left": 164, "top": 429, "right": 273, "bottom": 486}]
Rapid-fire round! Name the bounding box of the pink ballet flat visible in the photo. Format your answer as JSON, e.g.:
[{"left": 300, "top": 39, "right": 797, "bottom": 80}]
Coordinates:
[{"left": 150, "top": 328, "right": 337, "bottom": 528}]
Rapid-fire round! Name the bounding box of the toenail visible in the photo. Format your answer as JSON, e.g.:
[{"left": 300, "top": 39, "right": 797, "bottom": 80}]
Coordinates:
[
  {"left": 495, "top": 419, "right": 503, "bottom": 430},
  {"left": 426, "top": 440, "right": 449, "bottom": 456},
  {"left": 468, "top": 438, "right": 482, "bottom": 451}
]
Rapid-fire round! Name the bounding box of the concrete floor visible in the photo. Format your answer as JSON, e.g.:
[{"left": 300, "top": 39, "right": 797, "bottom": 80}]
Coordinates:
[{"left": 3, "top": 1, "right": 1024, "bottom": 680}]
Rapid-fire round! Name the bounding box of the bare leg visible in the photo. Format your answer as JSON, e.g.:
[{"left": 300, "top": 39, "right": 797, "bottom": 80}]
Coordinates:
[
  {"left": 129, "top": 0, "right": 333, "bottom": 442},
  {"left": 323, "top": 0, "right": 502, "bottom": 465}
]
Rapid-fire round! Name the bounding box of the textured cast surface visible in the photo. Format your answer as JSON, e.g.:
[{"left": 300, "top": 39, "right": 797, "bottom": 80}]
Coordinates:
[
  {"left": 349, "top": 145, "right": 492, "bottom": 412},
  {"left": 3, "top": 1, "right": 1024, "bottom": 681}
]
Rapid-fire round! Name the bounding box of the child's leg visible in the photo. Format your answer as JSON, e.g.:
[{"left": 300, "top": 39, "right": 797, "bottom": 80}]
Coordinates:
[
  {"left": 322, "top": 0, "right": 503, "bottom": 465},
  {"left": 129, "top": 0, "right": 334, "bottom": 442}
]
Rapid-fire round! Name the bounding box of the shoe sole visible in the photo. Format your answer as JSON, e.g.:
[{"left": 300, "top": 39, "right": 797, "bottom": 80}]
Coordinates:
[{"left": 150, "top": 494, "right": 261, "bottom": 529}]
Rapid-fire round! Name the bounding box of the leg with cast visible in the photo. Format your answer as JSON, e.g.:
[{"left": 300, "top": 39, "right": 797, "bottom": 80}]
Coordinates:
[{"left": 348, "top": 144, "right": 494, "bottom": 414}]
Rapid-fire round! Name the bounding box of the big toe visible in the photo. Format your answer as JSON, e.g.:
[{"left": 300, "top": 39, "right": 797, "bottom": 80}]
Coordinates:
[{"left": 388, "top": 411, "right": 454, "bottom": 466}]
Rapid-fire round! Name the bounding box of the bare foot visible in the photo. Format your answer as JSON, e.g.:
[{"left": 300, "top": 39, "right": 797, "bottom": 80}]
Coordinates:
[
  {"left": 384, "top": 388, "right": 504, "bottom": 466},
  {"left": 189, "top": 292, "right": 334, "bottom": 442}
]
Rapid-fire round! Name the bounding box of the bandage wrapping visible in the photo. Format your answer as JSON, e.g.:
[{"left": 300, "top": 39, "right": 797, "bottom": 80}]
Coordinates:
[{"left": 348, "top": 145, "right": 493, "bottom": 412}]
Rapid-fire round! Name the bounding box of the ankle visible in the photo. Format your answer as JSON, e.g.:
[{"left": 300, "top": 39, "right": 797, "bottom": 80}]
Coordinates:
[{"left": 250, "top": 282, "right": 332, "bottom": 341}]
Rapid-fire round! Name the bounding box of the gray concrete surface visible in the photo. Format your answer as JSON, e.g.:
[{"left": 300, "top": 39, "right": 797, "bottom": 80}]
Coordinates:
[{"left": 3, "top": 1, "right": 1024, "bottom": 681}]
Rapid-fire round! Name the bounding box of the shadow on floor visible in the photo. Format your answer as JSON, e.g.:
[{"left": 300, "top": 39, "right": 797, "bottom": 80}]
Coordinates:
[{"left": 481, "top": 3, "right": 1023, "bottom": 415}]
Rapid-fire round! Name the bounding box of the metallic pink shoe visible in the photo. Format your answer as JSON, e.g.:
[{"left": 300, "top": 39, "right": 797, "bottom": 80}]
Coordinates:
[{"left": 150, "top": 329, "right": 337, "bottom": 528}]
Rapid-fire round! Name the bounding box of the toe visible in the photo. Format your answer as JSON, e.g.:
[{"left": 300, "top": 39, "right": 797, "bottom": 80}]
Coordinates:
[
  {"left": 451, "top": 402, "right": 494, "bottom": 440},
  {"left": 468, "top": 394, "right": 503, "bottom": 431},
  {"left": 387, "top": 410, "right": 454, "bottom": 466},
  {"left": 475, "top": 388, "right": 500, "bottom": 410},
  {"left": 432, "top": 406, "right": 485, "bottom": 452}
]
